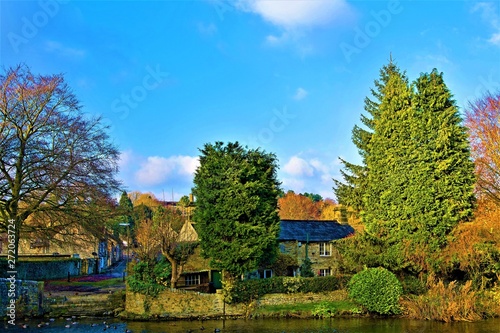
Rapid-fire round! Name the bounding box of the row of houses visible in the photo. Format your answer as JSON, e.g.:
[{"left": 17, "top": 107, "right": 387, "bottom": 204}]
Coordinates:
[
  {"left": 0, "top": 215, "right": 354, "bottom": 285},
  {"left": 174, "top": 219, "right": 354, "bottom": 291},
  {"left": 0, "top": 227, "right": 123, "bottom": 275}
]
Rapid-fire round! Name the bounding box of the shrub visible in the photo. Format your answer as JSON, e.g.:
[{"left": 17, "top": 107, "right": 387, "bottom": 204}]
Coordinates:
[
  {"left": 282, "top": 277, "right": 303, "bottom": 294},
  {"left": 228, "top": 275, "right": 351, "bottom": 304},
  {"left": 399, "top": 274, "right": 426, "bottom": 295},
  {"left": 300, "top": 258, "right": 315, "bottom": 277},
  {"left": 127, "top": 257, "right": 171, "bottom": 297},
  {"left": 301, "top": 275, "right": 350, "bottom": 293},
  {"left": 401, "top": 274, "right": 484, "bottom": 322},
  {"left": 269, "top": 253, "right": 298, "bottom": 277},
  {"left": 348, "top": 267, "right": 402, "bottom": 315},
  {"left": 312, "top": 301, "right": 335, "bottom": 318}
]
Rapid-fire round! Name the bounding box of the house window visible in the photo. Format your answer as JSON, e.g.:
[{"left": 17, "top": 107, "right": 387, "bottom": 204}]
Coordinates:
[
  {"left": 319, "top": 242, "right": 331, "bottom": 256},
  {"left": 185, "top": 274, "right": 201, "bottom": 286},
  {"left": 260, "top": 269, "right": 273, "bottom": 279},
  {"left": 319, "top": 268, "right": 331, "bottom": 277}
]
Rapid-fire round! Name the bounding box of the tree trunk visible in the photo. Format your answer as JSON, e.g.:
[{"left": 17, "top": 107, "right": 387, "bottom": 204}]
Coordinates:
[
  {"left": 170, "top": 259, "right": 178, "bottom": 289},
  {"left": 163, "top": 250, "right": 182, "bottom": 289}
]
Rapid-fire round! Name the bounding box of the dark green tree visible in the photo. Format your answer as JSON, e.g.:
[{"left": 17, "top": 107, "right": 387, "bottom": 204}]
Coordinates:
[
  {"left": 409, "top": 69, "right": 475, "bottom": 251},
  {"left": 302, "top": 192, "right": 323, "bottom": 203},
  {"left": 362, "top": 65, "right": 413, "bottom": 240},
  {"left": 192, "top": 142, "right": 281, "bottom": 282},
  {"left": 178, "top": 195, "right": 191, "bottom": 208},
  {"left": 110, "top": 191, "right": 134, "bottom": 237},
  {"left": 336, "top": 63, "right": 475, "bottom": 275}
]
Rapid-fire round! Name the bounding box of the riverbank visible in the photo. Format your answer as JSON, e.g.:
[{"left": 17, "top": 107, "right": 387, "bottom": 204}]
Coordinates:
[{"left": 42, "top": 262, "right": 127, "bottom": 318}]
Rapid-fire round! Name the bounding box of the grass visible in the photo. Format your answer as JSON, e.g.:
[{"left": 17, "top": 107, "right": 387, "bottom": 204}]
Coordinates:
[
  {"left": 49, "top": 277, "right": 124, "bottom": 288},
  {"left": 254, "top": 300, "right": 359, "bottom": 318}
]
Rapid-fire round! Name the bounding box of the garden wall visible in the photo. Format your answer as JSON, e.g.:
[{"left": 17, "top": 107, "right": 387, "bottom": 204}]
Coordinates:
[
  {"left": 0, "top": 258, "right": 98, "bottom": 280},
  {"left": 0, "top": 278, "right": 44, "bottom": 319},
  {"left": 125, "top": 288, "right": 341, "bottom": 319}
]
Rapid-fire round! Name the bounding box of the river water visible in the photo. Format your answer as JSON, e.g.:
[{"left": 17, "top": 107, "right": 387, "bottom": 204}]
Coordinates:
[{"left": 4, "top": 317, "right": 500, "bottom": 333}]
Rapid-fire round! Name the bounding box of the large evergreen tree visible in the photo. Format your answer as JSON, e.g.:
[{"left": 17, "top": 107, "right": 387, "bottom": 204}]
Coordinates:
[
  {"left": 409, "top": 70, "right": 475, "bottom": 249},
  {"left": 336, "top": 62, "right": 475, "bottom": 274},
  {"left": 192, "top": 142, "right": 281, "bottom": 281},
  {"left": 334, "top": 60, "right": 402, "bottom": 213}
]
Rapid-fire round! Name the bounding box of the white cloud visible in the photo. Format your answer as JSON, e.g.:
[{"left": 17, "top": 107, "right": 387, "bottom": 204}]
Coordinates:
[
  {"left": 135, "top": 155, "right": 199, "bottom": 186},
  {"left": 293, "top": 87, "right": 309, "bottom": 100},
  {"left": 238, "top": 0, "right": 351, "bottom": 29},
  {"left": 45, "top": 40, "right": 86, "bottom": 58},
  {"left": 279, "top": 153, "right": 342, "bottom": 199},
  {"left": 198, "top": 22, "right": 218, "bottom": 36},
  {"left": 489, "top": 32, "right": 500, "bottom": 46},
  {"left": 266, "top": 32, "right": 289, "bottom": 45},
  {"left": 283, "top": 156, "right": 314, "bottom": 177},
  {"left": 281, "top": 177, "right": 305, "bottom": 192},
  {"left": 472, "top": 2, "right": 500, "bottom": 46},
  {"left": 118, "top": 150, "right": 133, "bottom": 169}
]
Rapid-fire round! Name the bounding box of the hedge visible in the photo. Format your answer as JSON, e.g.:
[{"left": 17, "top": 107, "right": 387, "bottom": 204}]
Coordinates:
[{"left": 229, "top": 275, "right": 351, "bottom": 304}]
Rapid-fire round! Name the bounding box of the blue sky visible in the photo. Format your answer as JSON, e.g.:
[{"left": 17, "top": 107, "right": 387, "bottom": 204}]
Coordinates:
[{"left": 1, "top": 0, "right": 499, "bottom": 201}]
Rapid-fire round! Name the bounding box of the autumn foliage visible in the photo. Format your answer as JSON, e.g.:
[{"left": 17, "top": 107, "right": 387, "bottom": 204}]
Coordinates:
[
  {"left": 465, "top": 92, "right": 500, "bottom": 205},
  {"left": 278, "top": 192, "right": 322, "bottom": 220}
]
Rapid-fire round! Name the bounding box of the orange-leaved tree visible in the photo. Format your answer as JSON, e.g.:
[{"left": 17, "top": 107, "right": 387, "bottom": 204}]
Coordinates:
[
  {"left": 278, "top": 191, "right": 321, "bottom": 220},
  {"left": 465, "top": 91, "right": 500, "bottom": 205}
]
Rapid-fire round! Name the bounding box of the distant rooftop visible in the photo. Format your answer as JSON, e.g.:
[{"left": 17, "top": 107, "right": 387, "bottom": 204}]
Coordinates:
[{"left": 279, "top": 220, "right": 354, "bottom": 242}]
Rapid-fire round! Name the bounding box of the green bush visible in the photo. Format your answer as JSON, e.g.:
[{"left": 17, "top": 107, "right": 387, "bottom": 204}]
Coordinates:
[
  {"left": 300, "top": 258, "right": 315, "bottom": 277},
  {"left": 301, "top": 275, "right": 350, "bottom": 293},
  {"left": 348, "top": 267, "right": 402, "bottom": 315},
  {"left": 282, "top": 277, "right": 303, "bottom": 293},
  {"left": 228, "top": 275, "right": 351, "bottom": 304},
  {"left": 128, "top": 257, "right": 171, "bottom": 297},
  {"left": 311, "top": 301, "right": 335, "bottom": 318},
  {"left": 399, "top": 274, "right": 426, "bottom": 295}
]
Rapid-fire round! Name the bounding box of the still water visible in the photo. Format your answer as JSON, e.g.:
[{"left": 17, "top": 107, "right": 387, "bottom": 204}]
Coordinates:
[{"left": 4, "top": 317, "right": 500, "bottom": 333}]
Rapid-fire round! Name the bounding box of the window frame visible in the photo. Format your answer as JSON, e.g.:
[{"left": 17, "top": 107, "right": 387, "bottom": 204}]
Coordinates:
[
  {"left": 319, "top": 242, "right": 332, "bottom": 256},
  {"left": 185, "top": 274, "right": 201, "bottom": 286},
  {"left": 319, "top": 268, "right": 331, "bottom": 277}
]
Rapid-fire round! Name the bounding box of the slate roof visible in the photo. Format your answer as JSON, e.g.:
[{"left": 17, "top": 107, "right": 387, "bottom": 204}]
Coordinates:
[{"left": 278, "top": 220, "right": 354, "bottom": 242}]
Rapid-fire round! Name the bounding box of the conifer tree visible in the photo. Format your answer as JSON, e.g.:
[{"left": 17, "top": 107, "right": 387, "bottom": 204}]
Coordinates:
[
  {"left": 337, "top": 63, "right": 475, "bottom": 274},
  {"left": 334, "top": 60, "right": 402, "bottom": 213},
  {"left": 409, "top": 70, "right": 475, "bottom": 249},
  {"left": 361, "top": 67, "right": 414, "bottom": 270},
  {"left": 192, "top": 142, "right": 281, "bottom": 281}
]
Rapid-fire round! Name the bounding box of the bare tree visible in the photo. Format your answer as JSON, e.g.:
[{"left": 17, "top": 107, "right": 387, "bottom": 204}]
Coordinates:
[
  {"left": 0, "top": 64, "right": 121, "bottom": 260},
  {"left": 134, "top": 219, "right": 161, "bottom": 261},
  {"left": 153, "top": 206, "right": 195, "bottom": 288}
]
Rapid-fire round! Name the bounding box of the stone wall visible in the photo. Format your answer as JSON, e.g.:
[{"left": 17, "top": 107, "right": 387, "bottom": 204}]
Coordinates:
[
  {"left": 0, "top": 258, "right": 97, "bottom": 280},
  {"left": 125, "top": 288, "right": 341, "bottom": 319},
  {"left": 0, "top": 278, "right": 44, "bottom": 319},
  {"left": 126, "top": 288, "right": 245, "bottom": 319},
  {"left": 258, "top": 291, "right": 344, "bottom": 306},
  {"left": 280, "top": 241, "right": 341, "bottom": 275}
]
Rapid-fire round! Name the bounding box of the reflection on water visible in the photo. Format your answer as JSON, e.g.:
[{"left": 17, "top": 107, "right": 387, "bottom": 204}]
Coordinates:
[{"left": 3, "top": 317, "right": 500, "bottom": 333}]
